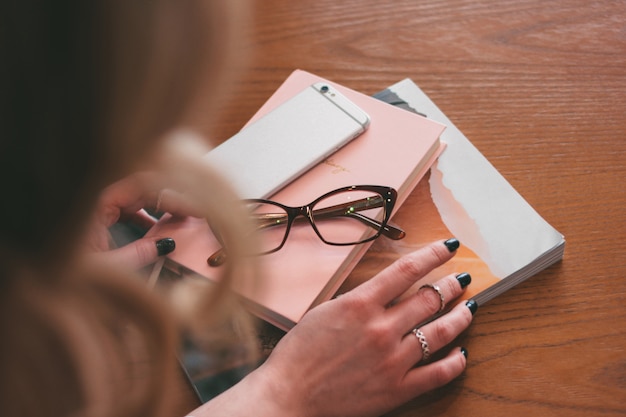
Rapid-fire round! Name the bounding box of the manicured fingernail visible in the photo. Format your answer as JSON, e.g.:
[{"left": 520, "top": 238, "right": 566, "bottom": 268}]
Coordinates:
[
  {"left": 465, "top": 299, "right": 478, "bottom": 315},
  {"left": 456, "top": 272, "right": 472, "bottom": 288},
  {"left": 156, "top": 238, "right": 176, "bottom": 256},
  {"left": 444, "top": 238, "right": 460, "bottom": 252},
  {"left": 460, "top": 347, "right": 468, "bottom": 359}
]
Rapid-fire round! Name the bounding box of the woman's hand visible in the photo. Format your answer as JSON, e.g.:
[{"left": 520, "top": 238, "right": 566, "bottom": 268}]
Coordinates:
[
  {"left": 197, "top": 239, "right": 476, "bottom": 417},
  {"left": 84, "top": 173, "right": 195, "bottom": 269}
]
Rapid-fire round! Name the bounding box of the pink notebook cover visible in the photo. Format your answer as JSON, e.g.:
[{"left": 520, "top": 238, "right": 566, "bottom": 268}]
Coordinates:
[{"left": 151, "top": 70, "right": 446, "bottom": 330}]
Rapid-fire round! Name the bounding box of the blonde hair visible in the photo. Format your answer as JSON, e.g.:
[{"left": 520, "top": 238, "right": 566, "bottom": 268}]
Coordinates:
[{"left": 0, "top": 1, "right": 258, "bottom": 416}]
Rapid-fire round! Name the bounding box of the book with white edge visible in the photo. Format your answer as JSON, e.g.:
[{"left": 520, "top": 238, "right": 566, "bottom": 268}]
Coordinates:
[{"left": 369, "top": 80, "right": 565, "bottom": 306}]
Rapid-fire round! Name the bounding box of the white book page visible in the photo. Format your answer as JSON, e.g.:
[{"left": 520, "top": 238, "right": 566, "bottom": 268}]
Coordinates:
[{"left": 390, "top": 80, "right": 563, "bottom": 278}]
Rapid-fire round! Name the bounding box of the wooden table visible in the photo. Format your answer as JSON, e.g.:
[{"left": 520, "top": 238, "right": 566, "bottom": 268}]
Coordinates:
[{"left": 181, "top": 1, "right": 626, "bottom": 416}]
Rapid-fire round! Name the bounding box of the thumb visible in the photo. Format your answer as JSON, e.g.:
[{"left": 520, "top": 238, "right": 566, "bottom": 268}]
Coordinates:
[{"left": 99, "top": 237, "right": 176, "bottom": 270}]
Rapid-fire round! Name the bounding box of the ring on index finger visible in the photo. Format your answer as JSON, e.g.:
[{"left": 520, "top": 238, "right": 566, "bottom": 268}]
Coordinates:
[{"left": 419, "top": 283, "right": 445, "bottom": 313}]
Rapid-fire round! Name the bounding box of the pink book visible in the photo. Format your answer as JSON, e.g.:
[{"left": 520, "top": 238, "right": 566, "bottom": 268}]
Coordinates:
[{"left": 151, "top": 70, "right": 446, "bottom": 330}]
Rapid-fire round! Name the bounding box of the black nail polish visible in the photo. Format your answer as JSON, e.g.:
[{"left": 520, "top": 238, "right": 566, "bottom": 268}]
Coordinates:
[
  {"left": 444, "top": 238, "right": 460, "bottom": 252},
  {"left": 456, "top": 272, "right": 471, "bottom": 289},
  {"left": 156, "top": 238, "right": 176, "bottom": 256},
  {"left": 465, "top": 299, "right": 478, "bottom": 315},
  {"left": 460, "top": 347, "right": 468, "bottom": 359}
]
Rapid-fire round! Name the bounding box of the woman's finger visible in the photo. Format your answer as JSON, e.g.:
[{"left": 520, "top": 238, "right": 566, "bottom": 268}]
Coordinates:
[
  {"left": 388, "top": 272, "right": 472, "bottom": 334},
  {"left": 398, "top": 300, "right": 476, "bottom": 367},
  {"left": 401, "top": 346, "right": 468, "bottom": 399},
  {"left": 127, "top": 208, "right": 159, "bottom": 230},
  {"left": 94, "top": 237, "right": 176, "bottom": 270},
  {"left": 356, "top": 238, "right": 460, "bottom": 306},
  {"left": 153, "top": 188, "right": 205, "bottom": 218}
]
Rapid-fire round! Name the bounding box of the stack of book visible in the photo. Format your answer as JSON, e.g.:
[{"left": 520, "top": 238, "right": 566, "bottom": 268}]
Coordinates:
[{"left": 151, "top": 69, "right": 565, "bottom": 330}]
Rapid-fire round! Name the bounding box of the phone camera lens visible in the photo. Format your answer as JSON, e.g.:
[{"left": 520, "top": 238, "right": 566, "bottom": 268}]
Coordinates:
[{"left": 320, "top": 85, "right": 329, "bottom": 93}]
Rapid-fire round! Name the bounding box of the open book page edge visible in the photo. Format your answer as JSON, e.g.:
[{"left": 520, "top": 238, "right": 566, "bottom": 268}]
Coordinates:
[{"left": 389, "top": 79, "right": 564, "bottom": 278}]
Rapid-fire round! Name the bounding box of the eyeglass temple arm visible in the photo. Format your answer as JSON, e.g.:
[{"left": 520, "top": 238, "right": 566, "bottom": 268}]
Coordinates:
[{"left": 344, "top": 212, "right": 406, "bottom": 240}]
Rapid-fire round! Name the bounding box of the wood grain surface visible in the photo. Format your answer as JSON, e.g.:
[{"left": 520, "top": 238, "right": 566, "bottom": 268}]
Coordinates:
[{"left": 181, "top": 1, "right": 626, "bottom": 416}]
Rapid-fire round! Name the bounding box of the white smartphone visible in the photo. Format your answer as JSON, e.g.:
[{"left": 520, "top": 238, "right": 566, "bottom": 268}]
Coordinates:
[{"left": 204, "top": 82, "right": 370, "bottom": 199}]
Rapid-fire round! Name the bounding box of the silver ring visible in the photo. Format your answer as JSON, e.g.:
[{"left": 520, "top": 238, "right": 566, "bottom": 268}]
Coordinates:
[
  {"left": 412, "top": 328, "right": 430, "bottom": 361},
  {"left": 419, "top": 283, "right": 445, "bottom": 313}
]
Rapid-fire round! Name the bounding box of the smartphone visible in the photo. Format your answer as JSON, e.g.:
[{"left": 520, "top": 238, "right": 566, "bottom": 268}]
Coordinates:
[{"left": 204, "top": 82, "right": 370, "bottom": 199}]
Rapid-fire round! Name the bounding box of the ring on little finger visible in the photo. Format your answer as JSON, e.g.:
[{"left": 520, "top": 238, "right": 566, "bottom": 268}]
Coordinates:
[
  {"left": 419, "top": 283, "right": 445, "bottom": 313},
  {"left": 412, "top": 328, "right": 430, "bottom": 361}
]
